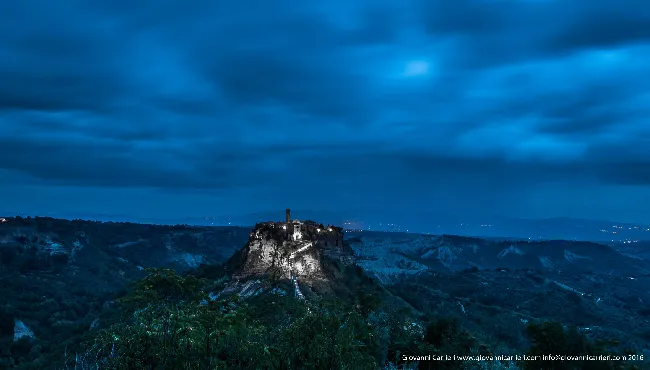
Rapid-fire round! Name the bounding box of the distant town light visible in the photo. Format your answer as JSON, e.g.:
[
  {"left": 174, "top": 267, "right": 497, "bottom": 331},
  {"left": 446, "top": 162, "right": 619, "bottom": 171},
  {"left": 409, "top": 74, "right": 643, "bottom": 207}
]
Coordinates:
[
  {"left": 316, "top": 229, "right": 321, "bottom": 232},
  {"left": 282, "top": 225, "right": 287, "bottom": 230}
]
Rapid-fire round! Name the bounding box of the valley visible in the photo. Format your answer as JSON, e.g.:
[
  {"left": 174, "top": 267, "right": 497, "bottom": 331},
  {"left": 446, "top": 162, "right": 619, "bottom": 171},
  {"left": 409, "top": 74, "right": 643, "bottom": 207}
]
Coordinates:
[{"left": 0, "top": 216, "right": 648, "bottom": 369}]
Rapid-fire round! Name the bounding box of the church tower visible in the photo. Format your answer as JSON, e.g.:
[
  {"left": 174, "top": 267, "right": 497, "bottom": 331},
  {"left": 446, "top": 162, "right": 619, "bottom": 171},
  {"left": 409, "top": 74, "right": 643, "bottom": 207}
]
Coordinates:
[{"left": 286, "top": 208, "right": 291, "bottom": 223}]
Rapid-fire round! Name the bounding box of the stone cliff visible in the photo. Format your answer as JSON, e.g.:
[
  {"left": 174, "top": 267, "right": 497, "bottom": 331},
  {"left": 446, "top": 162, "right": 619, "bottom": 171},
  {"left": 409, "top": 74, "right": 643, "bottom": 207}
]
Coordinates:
[{"left": 229, "top": 219, "right": 355, "bottom": 289}]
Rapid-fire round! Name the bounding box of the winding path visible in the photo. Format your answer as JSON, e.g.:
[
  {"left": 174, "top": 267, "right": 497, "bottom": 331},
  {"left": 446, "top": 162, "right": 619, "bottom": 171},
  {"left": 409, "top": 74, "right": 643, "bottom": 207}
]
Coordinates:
[{"left": 288, "top": 241, "right": 314, "bottom": 300}]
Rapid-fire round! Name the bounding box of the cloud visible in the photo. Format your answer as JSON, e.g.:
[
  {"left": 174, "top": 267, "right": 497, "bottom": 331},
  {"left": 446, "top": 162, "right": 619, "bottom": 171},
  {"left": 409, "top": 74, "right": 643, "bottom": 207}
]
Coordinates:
[
  {"left": 422, "top": 0, "right": 650, "bottom": 67},
  {"left": 0, "top": 0, "right": 649, "bottom": 221}
]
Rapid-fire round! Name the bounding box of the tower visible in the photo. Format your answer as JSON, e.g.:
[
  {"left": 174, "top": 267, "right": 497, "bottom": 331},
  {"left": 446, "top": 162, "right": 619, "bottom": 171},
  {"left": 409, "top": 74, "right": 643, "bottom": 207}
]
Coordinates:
[{"left": 286, "top": 208, "right": 291, "bottom": 223}]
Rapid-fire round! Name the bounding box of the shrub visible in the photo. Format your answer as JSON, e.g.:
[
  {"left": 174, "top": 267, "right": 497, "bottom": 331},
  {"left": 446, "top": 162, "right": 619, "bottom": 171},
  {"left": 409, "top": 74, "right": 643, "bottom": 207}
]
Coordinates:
[
  {"left": 63, "top": 269, "right": 390, "bottom": 369},
  {"left": 523, "top": 321, "right": 640, "bottom": 370}
]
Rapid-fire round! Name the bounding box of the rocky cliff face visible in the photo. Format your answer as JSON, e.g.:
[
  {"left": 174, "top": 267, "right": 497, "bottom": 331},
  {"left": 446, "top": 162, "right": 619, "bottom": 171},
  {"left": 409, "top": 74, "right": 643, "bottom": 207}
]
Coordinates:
[{"left": 230, "top": 220, "right": 354, "bottom": 286}]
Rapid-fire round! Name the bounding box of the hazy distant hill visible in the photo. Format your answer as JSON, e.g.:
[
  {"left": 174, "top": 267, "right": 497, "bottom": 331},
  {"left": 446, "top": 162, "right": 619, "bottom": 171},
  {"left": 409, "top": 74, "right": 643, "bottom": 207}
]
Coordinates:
[
  {"left": 607, "top": 240, "right": 650, "bottom": 260},
  {"left": 347, "top": 232, "right": 650, "bottom": 279},
  {"left": 6, "top": 210, "right": 649, "bottom": 242},
  {"left": 0, "top": 216, "right": 250, "bottom": 279}
]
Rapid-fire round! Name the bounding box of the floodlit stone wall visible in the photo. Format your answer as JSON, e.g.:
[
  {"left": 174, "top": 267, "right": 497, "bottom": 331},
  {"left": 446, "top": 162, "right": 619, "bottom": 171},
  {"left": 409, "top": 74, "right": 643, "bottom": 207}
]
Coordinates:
[{"left": 234, "top": 221, "right": 353, "bottom": 281}]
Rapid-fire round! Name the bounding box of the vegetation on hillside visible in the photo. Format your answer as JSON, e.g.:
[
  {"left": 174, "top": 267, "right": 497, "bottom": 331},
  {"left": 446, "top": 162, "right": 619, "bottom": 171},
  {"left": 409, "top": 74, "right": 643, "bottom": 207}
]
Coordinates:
[
  {"left": 0, "top": 217, "right": 646, "bottom": 369},
  {"left": 3, "top": 266, "right": 644, "bottom": 369}
]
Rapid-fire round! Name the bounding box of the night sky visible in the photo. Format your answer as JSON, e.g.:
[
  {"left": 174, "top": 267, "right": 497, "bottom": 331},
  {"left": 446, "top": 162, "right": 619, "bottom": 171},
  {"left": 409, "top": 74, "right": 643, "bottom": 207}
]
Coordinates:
[{"left": 1, "top": 1, "right": 649, "bottom": 225}]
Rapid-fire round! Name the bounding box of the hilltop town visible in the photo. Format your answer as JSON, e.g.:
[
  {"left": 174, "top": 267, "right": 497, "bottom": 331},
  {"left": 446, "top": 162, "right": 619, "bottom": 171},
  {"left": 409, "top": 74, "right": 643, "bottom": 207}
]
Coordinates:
[{"left": 228, "top": 209, "right": 355, "bottom": 298}]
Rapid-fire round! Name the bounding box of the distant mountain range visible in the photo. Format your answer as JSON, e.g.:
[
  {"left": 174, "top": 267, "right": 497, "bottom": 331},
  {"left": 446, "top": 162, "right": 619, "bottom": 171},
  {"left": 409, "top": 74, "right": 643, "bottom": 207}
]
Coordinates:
[{"left": 2, "top": 210, "right": 649, "bottom": 242}]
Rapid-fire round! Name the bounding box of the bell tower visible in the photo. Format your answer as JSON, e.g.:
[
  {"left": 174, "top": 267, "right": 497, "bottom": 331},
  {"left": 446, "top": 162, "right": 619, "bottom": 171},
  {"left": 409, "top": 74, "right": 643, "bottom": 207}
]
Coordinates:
[{"left": 285, "top": 208, "right": 291, "bottom": 223}]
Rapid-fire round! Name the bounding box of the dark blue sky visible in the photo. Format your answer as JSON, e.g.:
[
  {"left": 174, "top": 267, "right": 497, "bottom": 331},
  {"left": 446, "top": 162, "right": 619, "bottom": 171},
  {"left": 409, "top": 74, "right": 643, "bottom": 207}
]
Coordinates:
[{"left": 1, "top": 1, "right": 649, "bottom": 224}]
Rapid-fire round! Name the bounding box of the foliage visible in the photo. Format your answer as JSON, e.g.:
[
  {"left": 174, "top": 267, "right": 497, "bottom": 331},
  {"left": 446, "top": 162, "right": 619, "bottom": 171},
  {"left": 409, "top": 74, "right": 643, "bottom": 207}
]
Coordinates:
[
  {"left": 55, "top": 267, "right": 527, "bottom": 370},
  {"left": 119, "top": 268, "right": 206, "bottom": 306},
  {"left": 522, "top": 321, "right": 642, "bottom": 370},
  {"left": 3, "top": 262, "right": 648, "bottom": 369},
  {"left": 389, "top": 268, "right": 650, "bottom": 358},
  {"left": 61, "top": 269, "right": 386, "bottom": 369}
]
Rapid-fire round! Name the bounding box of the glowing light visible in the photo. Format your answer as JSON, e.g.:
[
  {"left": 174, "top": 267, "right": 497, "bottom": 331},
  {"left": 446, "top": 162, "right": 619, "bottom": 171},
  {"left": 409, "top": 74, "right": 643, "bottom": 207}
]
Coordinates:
[{"left": 403, "top": 60, "right": 430, "bottom": 77}]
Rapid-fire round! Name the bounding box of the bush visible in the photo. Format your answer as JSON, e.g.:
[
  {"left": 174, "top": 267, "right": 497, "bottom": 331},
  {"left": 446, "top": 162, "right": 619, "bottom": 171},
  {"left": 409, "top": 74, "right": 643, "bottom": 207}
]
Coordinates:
[
  {"left": 523, "top": 321, "right": 639, "bottom": 370},
  {"left": 567, "top": 292, "right": 582, "bottom": 306},
  {"left": 63, "top": 269, "right": 391, "bottom": 369}
]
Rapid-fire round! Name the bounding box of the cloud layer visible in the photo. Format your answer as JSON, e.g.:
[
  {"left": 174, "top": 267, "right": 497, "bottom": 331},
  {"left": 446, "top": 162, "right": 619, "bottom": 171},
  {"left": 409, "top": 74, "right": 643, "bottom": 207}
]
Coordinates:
[{"left": 1, "top": 0, "right": 649, "bottom": 222}]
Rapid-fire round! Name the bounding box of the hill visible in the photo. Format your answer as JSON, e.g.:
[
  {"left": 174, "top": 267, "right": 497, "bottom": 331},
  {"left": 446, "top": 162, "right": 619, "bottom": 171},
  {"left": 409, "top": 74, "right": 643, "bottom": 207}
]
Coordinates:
[
  {"left": 347, "top": 233, "right": 650, "bottom": 282},
  {"left": 0, "top": 216, "right": 647, "bottom": 369}
]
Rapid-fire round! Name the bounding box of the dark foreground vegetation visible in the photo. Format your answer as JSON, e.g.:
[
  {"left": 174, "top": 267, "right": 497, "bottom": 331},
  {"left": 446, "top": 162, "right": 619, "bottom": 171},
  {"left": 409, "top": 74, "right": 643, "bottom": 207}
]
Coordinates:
[{"left": 2, "top": 266, "right": 645, "bottom": 370}]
